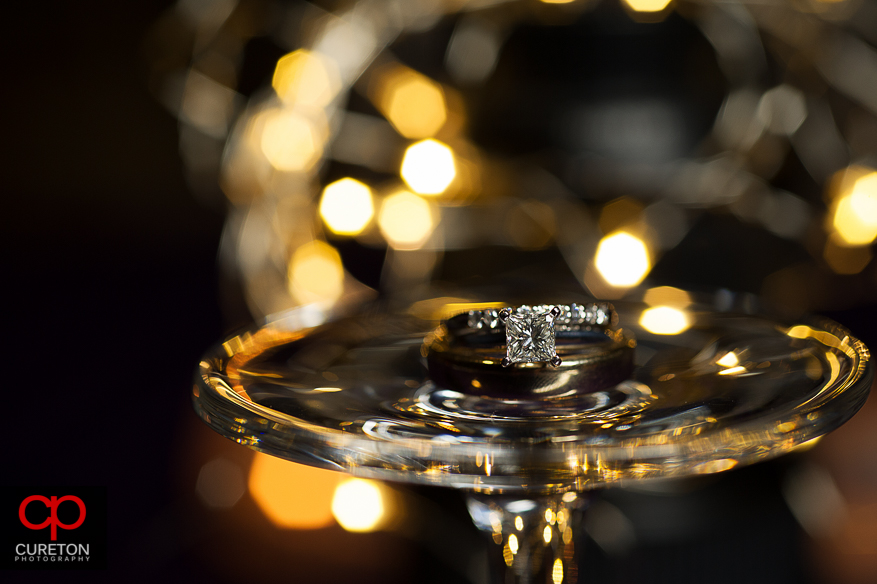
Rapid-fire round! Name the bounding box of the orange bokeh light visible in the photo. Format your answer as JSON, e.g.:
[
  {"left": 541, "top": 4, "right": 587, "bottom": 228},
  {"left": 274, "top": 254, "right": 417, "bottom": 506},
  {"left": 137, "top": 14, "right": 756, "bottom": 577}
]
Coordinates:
[{"left": 248, "top": 452, "right": 343, "bottom": 529}]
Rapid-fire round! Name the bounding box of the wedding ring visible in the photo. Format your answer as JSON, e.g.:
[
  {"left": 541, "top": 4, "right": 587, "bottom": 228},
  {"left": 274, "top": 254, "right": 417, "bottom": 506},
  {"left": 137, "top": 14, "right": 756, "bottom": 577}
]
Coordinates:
[
  {"left": 445, "top": 303, "right": 618, "bottom": 367},
  {"left": 425, "top": 303, "right": 633, "bottom": 397}
]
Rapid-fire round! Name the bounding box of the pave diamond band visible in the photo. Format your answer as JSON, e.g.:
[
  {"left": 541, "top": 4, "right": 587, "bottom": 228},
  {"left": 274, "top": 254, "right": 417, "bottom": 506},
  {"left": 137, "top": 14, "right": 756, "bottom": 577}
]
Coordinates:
[{"left": 466, "top": 303, "right": 616, "bottom": 333}]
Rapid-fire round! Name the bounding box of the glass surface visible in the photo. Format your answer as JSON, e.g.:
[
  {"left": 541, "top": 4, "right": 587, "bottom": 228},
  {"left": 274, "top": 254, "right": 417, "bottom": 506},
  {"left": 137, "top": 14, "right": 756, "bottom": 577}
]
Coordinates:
[{"left": 194, "top": 294, "right": 871, "bottom": 494}]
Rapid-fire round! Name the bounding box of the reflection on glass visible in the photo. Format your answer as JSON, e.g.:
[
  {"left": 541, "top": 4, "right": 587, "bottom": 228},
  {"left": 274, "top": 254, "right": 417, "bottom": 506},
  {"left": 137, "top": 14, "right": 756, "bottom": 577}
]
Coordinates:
[
  {"left": 552, "top": 558, "right": 564, "bottom": 584},
  {"left": 196, "top": 294, "right": 870, "bottom": 582},
  {"left": 197, "top": 300, "right": 869, "bottom": 492},
  {"left": 508, "top": 533, "right": 519, "bottom": 554},
  {"left": 643, "top": 286, "right": 691, "bottom": 308},
  {"left": 639, "top": 305, "right": 690, "bottom": 334}
]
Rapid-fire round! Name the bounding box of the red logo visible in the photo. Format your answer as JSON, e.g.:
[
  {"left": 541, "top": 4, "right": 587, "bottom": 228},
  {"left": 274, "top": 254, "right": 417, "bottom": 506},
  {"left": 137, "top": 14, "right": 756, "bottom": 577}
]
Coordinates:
[{"left": 19, "top": 495, "right": 86, "bottom": 541}]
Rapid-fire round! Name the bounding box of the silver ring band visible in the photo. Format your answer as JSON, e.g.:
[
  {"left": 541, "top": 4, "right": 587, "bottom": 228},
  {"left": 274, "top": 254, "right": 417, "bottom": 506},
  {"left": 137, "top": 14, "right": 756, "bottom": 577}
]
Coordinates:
[{"left": 463, "top": 303, "right": 617, "bottom": 333}]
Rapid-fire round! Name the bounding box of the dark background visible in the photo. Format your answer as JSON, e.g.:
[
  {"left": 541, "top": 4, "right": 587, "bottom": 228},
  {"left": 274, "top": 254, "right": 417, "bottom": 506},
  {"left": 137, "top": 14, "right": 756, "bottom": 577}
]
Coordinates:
[
  {"left": 3, "top": 2, "right": 876, "bottom": 583},
  {"left": 4, "top": 1, "right": 225, "bottom": 580}
]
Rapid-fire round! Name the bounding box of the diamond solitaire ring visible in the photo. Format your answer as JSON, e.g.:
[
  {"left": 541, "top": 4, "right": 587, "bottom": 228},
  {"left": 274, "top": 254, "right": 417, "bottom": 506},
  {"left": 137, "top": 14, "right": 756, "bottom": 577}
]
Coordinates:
[
  {"left": 500, "top": 306, "right": 563, "bottom": 367},
  {"left": 426, "top": 302, "right": 631, "bottom": 396},
  {"left": 446, "top": 303, "right": 618, "bottom": 368}
]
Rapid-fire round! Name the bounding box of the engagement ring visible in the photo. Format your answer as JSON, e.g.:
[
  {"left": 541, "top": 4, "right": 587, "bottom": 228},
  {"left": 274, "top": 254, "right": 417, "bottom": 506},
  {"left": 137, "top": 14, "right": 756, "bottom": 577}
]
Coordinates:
[
  {"left": 426, "top": 302, "right": 631, "bottom": 397},
  {"left": 452, "top": 303, "right": 618, "bottom": 367}
]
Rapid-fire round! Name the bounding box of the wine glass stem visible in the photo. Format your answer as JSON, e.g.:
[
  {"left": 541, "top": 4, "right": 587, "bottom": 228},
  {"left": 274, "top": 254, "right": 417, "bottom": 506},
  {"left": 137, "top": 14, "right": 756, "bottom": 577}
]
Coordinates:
[{"left": 466, "top": 492, "right": 588, "bottom": 584}]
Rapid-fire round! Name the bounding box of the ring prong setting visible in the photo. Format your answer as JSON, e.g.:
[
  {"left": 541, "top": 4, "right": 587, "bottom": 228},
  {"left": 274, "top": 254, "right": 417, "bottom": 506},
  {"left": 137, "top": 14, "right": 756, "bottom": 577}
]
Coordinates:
[{"left": 457, "top": 303, "right": 617, "bottom": 369}]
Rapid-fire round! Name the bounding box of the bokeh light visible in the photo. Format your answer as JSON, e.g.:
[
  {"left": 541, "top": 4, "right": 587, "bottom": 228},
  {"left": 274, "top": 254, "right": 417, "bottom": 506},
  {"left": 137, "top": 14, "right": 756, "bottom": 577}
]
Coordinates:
[
  {"left": 599, "top": 198, "right": 643, "bottom": 235},
  {"left": 196, "top": 458, "right": 245, "bottom": 509},
  {"left": 622, "top": 0, "right": 673, "bottom": 12},
  {"left": 552, "top": 559, "right": 564, "bottom": 584},
  {"left": 180, "top": 71, "right": 237, "bottom": 139},
  {"left": 400, "top": 139, "right": 456, "bottom": 195},
  {"left": 272, "top": 49, "right": 340, "bottom": 108},
  {"left": 824, "top": 235, "right": 873, "bottom": 274},
  {"left": 594, "top": 232, "right": 651, "bottom": 287},
  {"left": 155, "top": 3, "right": 877, "bottom": 580},
  {"left": 259, "top": 108, "right": 324, "bottom": 172},
  {"left": 319, "top": 178, "right": 375, "bottom": 235},
  {"left": 639, "top": 306, "right": 691, "bottom": 335},
  {"left": 832, "top": 170, "right": 877, "bottom": 246},
  {"left": 288, "top": 240, "right": 345, "bottom": 305},
  {"left": 506, "top": 200, "right": 556, "bottom": 249},
  {"left": 161, "top": 0, "right": 877, "bottom": 330},
  {"left": 643, "top": 286, "right": 691, "bottom": 307},
  {"left": 376, "top": 67, "right": 447, "bottom": 139},
  {"left": 508, "top": 533, "right": 519, "bottom": 554},
  {"left": 248, "top": 453, "right": 342, "bottom": 529},
  {"left": 378, "top": 190, "right": 435, "bottom": 248},
  {"left": 445, "top": 18, "right": 501, "bottom": 84},
  {"left": 850, "top": 172, "right": 877, "bottom": 218},
  {"left": 331, "top": 478, "right": 386, "bottom": 532}
]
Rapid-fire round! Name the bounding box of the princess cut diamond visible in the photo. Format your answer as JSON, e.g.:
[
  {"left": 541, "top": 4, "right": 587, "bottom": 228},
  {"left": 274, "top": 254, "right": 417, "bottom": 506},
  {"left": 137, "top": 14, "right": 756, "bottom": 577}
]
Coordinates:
[{"left": 504, "top": 307, "right": 558, "bottom": 364}]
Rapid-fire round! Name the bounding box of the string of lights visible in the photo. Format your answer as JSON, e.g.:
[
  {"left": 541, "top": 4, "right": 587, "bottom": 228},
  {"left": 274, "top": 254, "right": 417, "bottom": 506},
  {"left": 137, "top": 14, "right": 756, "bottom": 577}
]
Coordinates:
[{"left": 146, "top": 0, "right": 877, "bottom": 322}]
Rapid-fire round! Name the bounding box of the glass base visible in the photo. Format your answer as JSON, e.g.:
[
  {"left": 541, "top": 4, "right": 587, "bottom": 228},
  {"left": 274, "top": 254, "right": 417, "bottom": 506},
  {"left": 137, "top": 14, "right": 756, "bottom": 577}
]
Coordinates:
[
  {"left": 194, "top": 294, "right": 871, "bottom": 493},
  {"left": 467, "top": 492, "right": 587, "bottom": 584}
]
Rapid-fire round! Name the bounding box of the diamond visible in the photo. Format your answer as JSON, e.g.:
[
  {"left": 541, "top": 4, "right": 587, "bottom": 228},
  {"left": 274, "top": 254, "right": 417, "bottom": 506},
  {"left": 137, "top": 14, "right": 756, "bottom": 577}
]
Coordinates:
[
  {"left": 482, "top": 309, "right": 500, "bottom": 330},
  {"left": 504, "top": 308, "right": 557, "bottom": 364},
  {"left": 594, "top": 304, "right": 608, "bottom": 325},
  {"left": 583, "top": 306, "right": 596, "bottom": 325}
]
